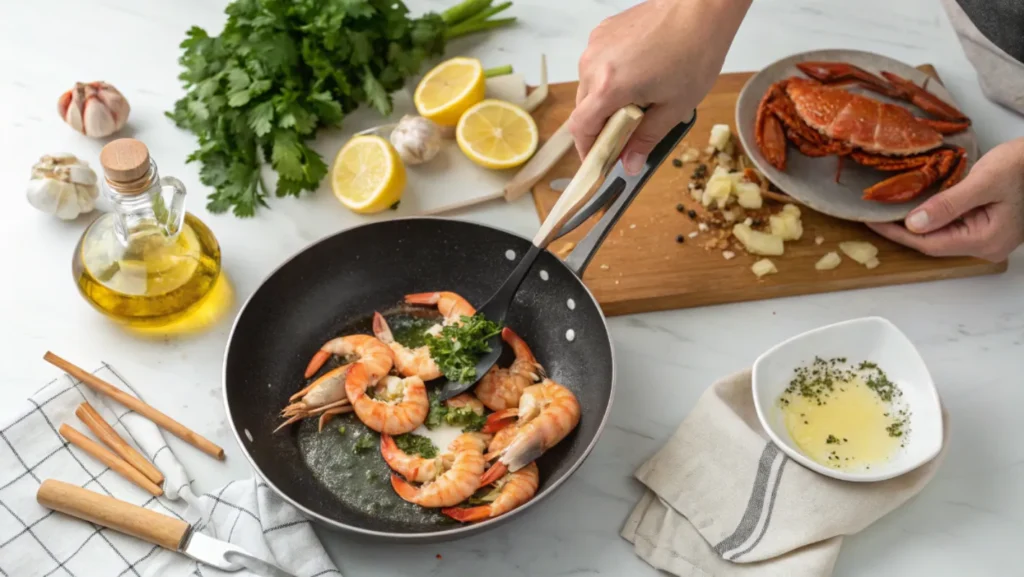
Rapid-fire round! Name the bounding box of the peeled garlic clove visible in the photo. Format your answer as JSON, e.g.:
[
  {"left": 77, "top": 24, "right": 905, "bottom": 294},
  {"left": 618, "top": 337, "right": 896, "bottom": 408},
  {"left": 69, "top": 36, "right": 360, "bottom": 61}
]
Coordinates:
[
  {"left": 58, "top": 82, "right": 130, "bottom": 138},
  {"left": 390, "top": 115, "right": 441, "bottom": 165},
  {"left": 27, "top": 153, "right": 99, "bottom": 220}
]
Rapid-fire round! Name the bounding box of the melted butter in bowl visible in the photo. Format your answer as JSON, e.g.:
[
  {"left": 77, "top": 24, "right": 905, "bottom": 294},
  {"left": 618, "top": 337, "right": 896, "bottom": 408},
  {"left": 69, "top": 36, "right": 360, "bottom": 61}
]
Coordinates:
[
  {"left": 752, "top": 317, "right": 944, "bottom": 483},
  {"left": 777, "top": 359, "right": 909, "bottom": 472}
]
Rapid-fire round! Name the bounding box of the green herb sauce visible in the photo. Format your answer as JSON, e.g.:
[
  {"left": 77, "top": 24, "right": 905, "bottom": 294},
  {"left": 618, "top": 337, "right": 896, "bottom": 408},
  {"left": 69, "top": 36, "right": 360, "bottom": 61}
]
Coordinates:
[{"left": 297, "top": 414, "right": 454, "bottom": 527}]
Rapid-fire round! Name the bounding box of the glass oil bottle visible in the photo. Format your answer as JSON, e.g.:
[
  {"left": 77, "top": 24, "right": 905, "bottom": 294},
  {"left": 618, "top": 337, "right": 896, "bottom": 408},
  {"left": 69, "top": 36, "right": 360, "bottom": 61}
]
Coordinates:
[{"left": 72, "top": 138, "right": 223, "bottom": 329}]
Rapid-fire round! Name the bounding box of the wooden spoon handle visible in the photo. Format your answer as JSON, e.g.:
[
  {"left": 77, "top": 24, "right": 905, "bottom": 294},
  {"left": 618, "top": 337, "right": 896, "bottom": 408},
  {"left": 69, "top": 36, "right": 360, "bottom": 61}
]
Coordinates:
[
  {"left": 532, "top": 105, "right": 644, "bottom": 248},
  {"left": 36, "top": 479, "right": 189, "bottom": 551}
]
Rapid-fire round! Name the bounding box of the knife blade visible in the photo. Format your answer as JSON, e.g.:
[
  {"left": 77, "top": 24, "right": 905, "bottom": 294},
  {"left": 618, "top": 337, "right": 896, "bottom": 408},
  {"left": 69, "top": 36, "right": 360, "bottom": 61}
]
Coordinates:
[{"left": 37, "top": 479, "right": 296, "bottom": 577}]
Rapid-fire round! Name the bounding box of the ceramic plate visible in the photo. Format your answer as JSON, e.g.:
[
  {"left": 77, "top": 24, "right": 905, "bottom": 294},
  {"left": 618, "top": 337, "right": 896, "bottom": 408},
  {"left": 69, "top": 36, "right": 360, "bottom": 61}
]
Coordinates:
[{"left": 735, "top": 48, "right": 979, "bottom": 223}]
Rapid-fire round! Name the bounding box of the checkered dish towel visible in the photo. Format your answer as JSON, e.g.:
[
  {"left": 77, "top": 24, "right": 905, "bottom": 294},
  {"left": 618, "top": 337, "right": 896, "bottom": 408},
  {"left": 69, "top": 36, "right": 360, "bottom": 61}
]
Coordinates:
[{"left": 0, "top": 362, "right": 342, "bottom": 577}]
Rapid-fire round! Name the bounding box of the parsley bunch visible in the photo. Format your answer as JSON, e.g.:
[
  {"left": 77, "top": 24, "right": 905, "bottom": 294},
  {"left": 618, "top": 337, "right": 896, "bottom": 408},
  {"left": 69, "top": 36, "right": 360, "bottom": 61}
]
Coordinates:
[{"left": 167, "top": 0, "right": 516, "bottom": 217}]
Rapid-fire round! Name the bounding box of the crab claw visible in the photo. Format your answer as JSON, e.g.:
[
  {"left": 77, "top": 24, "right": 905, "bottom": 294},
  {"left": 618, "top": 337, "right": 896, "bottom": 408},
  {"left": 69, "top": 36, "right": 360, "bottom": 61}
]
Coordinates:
[
  {"left": 862, "top": 147, "right": 967, "bottom": 203},
  {"left": 796, "top": 61, "right": 903, "bottom": 98},
  {"left": 755, "top": 82, "right": 789, "bottom": 171},
  {"left": 879, "top": 71, "right": 970, "bottom": 124}
]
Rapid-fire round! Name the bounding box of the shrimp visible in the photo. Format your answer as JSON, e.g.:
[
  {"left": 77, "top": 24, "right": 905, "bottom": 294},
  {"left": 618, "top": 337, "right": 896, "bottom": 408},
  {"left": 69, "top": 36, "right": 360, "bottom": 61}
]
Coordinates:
[
  {"left": 403, "top": 291, "right": 477, "bottom": 327},
  {"left": 274, "top": 364, "right": 354, "bottom": 433},
  {"left": 380, "top": 433, "right": 445, "bottom": 483},
  {"left": 474, "top": 327, "right": 545, "bottom": 411},
  {"left": 441, "top": 462, "right": 539, "bottom": 523},
  {"left": 446, "top": 393, "right": 485, "bottom": 415},
  {"left": 478, "top": 380, "right": 580, "bottom": 486},
  {"left": 347, "top": 365, "right": 428, "bottom": 435},
  {"left": 303, "top": 334, "right": 394, "bottom": 380},
  {"left": 372, "top": 312, "right": 443, "bottom": 381},
  {"left": 390, "top": 432, "right": 489, "bottom": 508},
  {"left": 485, "top": 424, "right": 519, "bottom": 460}
]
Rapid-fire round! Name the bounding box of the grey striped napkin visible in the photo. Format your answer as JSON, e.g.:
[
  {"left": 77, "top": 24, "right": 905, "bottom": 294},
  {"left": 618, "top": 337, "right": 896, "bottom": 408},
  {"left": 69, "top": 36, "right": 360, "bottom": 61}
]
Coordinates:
[
  {"left": 0, "top": 362, "right": 341, "bottom": 577},
  {"left": 621, "top": 369, "right": 950, "bottom": 576}
]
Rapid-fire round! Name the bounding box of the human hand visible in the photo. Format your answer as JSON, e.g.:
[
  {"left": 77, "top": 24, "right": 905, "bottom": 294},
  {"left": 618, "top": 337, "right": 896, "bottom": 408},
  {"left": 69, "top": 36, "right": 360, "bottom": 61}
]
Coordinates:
[
  {"left": 866, "top": 138, "right": 1024, "bottom": 263},
  {"left": 570, "top": 0, "right": 752, "bottom": 175}
]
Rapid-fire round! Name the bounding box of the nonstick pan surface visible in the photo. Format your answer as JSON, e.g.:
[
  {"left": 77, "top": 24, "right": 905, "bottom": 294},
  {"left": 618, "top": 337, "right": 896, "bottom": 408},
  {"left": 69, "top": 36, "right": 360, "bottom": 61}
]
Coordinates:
[
  {"left": 223, "top": 218, "right": 614, "bottom": 540},
  {"left": 222, "top": 118, "right": 694, "bottom": 542}
]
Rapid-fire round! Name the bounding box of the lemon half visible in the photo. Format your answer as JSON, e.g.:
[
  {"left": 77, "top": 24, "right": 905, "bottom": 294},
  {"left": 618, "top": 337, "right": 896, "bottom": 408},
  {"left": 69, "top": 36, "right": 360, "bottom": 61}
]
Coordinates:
[
  {"left": 414, "top": 57, "right": 486, "bottom": 127},
  {"left": 456, "top": 99, "right": 539, "bottom": 170},
  {"left": 330, "top": 135, "right": 405, "bottom": 214}
]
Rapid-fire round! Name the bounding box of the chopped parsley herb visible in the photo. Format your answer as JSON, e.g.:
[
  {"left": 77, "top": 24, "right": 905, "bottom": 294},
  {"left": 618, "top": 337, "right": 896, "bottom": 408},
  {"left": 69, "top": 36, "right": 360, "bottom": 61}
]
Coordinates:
[
  {"left": 826, "top": 434, "right": 840, "bottom": 444},
  {"left": 352, "top": 433, "right": 377, "bottom": 454},
  {"left": 425, "top": 313, "right": 503, "bottom": 383},
  {"left": 393, "top": 433, "right": 439, "bottom": 458},
  {"left": 424, "top": 391, "right": 487, "bottom": 432},
  {"left": 445, "top": 406, "right": 487, "bottom": 432},
  {"left": 337, "top": 425, "right": 346, "bottom": 435}
]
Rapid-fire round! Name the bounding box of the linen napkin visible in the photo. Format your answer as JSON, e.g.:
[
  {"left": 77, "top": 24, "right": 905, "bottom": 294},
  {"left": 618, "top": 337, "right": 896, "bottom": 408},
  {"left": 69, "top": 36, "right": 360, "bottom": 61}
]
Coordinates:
[
  {"left": 0, "top": 361, "right": 342, "bottom": 577},
  {"left": 942, "top": 0, "right": 1024, "bottom": 116},
  {"left": 621, "top": 369, "right": 950, "bottom": 577}
]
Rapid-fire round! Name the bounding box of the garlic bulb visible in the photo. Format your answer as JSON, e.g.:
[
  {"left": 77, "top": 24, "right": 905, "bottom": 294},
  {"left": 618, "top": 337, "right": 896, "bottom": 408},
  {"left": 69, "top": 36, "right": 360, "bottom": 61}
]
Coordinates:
[
  {"left": 27, "top": 154, "right": 99, "bottom": 220},
  {"left": 390, "top": 115, "right": 441, "bottom": 165},
  {"left": 57, "top": 82, "right": 130, "bottom": 138}
]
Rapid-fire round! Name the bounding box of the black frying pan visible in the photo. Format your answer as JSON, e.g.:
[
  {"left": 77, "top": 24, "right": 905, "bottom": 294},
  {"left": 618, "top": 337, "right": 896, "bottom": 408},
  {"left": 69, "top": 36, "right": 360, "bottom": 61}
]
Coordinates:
[{"left": 222, "top": 114, "right": 695, "bottom": 542}]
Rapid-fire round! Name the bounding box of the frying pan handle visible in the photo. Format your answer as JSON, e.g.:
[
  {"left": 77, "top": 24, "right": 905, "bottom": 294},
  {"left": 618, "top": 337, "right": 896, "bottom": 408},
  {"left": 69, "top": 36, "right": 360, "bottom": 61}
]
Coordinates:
[{"left": 563, "top": 109, "right": 698, "bottom": 277}]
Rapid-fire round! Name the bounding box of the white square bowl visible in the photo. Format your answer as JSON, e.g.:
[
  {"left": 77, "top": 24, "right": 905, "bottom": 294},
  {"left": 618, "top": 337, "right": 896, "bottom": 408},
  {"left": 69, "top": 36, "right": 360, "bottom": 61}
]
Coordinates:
[{"left": 752, "top": 317, "right": 944, "bottom": 482}]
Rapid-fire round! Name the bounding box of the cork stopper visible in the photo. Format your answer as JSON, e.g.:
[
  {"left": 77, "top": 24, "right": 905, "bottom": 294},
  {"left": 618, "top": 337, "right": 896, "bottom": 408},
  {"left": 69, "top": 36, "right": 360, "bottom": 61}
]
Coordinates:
[{"left": 100, "top": 138, "right": 152, "bottom": 192}]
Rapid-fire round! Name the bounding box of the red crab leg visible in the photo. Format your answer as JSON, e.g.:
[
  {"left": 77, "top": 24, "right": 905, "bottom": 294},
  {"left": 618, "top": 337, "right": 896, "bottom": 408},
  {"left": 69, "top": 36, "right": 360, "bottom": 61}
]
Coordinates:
[
  {"left": 849, "top": 151, "right": 933, "bottom": 170},
  {"left": 755, "top": 82, "right": 789, "bottom": 170},
  {"left": 861, "top": 148, "right": 965, "bottom": 203},
  {"left": 939, "top": 147, "right": 969, "bottom": 190},
  {"left": 796, "top": 61, "right": 904, "bottom": 98},
  {"left": 916, "top": 118, "right": 972, "bottom": 135},
  {"left": 880, "top": 71, "right": 970, "bottom": 123}
]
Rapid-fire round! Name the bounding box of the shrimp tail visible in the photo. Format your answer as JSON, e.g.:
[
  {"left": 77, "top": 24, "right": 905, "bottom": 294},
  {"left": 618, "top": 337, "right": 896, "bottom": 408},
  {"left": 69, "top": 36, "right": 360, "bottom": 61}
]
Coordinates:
[
  {"left": 502, "top": 434, "right": 546, "bottom": 474},
  {"left": 304, "top": 350, "right": 332, "bottom": 379},
  {"left": 390, "top": 473, "right": 420, "bottom": 501},
  {"left": 441, "top": 505, "right": 492, "bottom": 523},
  {"left": 481, "top": 408, "right": 518, "bottom": 433},
  {"left": 403, "top": 292, "right": 441, "bottom": 305},
  {"left": 502, "top": 327, "right": 535, "bottom": 362},
  {"left": 372, "top": 312, "right": 394, "bottom": 343},
  {"left": 479, "top": 461, "right": 509, "bottom": 487}
]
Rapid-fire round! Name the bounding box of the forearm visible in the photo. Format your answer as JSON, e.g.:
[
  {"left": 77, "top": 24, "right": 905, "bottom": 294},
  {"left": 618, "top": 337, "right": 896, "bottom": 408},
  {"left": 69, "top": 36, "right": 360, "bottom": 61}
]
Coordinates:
[{"left": 665, "top": 0, "right": 752, "bottom": 73}]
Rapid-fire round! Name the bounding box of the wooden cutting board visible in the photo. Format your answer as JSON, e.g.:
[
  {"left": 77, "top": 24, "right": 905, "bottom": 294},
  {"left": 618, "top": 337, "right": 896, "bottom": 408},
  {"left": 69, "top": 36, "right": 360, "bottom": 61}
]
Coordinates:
[{"left": 529, "top": 65, "right": 1007, "bottom": 317}]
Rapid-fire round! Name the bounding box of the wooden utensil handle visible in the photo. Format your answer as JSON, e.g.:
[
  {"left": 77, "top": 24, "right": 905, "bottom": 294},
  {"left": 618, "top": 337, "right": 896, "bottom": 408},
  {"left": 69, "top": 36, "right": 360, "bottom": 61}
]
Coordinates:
[
  {"left": 37, "top": 479, "right": 188, "bottom": 551},
  {"left": 532, "top": 105, "right": 644, "bottom": 248}
]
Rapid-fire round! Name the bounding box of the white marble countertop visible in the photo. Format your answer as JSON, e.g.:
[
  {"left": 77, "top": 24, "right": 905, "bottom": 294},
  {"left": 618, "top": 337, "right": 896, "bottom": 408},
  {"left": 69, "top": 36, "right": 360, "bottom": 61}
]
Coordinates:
[{"left": 3, "top": 0, "right": 1022, "bottom": 575}]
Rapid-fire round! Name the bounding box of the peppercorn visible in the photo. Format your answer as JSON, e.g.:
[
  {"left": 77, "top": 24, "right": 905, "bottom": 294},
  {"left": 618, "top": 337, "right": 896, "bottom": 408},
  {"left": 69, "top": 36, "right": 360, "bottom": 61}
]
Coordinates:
[
  {"left": 672, "top": 159, "right": 683, "bottom": 168},
  {"left": 687, "top": 209, "right": 697, "bottom": 219},
  {"left": 676, "top": 203, "right": 685, "bottom": 212},
  {"left": 676, "top": 234, "right": 685, "bottom": 243}
]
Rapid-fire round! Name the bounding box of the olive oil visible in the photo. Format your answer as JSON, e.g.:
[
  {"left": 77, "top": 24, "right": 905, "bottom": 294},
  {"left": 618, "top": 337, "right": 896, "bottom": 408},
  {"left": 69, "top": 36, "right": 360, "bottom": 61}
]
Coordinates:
[{"left": 72, "top": 139, "right": 224, "bottom": 329}]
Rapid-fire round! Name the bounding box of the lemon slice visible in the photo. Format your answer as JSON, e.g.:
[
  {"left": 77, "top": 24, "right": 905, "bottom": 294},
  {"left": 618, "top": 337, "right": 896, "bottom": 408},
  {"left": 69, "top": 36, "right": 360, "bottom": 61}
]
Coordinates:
[
  {"left": 456, "top": 99, "right": 539, "bottom": 170},
  {"left": 414, "top": 57, "right": 486, "bottom": 126},
  {"left": 330, "top": 135, "right": 406, "bottom": 214}
]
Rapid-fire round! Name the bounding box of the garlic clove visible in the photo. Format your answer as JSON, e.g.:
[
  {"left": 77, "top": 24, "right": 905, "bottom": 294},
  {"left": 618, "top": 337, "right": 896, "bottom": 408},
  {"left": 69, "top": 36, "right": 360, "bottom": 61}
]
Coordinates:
[
  {"left": 58, "top": 82, "right": 130, "bottom": 138},
  {"left": 27, "top": 153, "right": 99, "bottom": 220},
  {"left": 389, "top": 114, "right": 442, "bottom": 165},
  {"left": 26, "top": 179, "right": 61, "bottom": 214}
]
